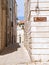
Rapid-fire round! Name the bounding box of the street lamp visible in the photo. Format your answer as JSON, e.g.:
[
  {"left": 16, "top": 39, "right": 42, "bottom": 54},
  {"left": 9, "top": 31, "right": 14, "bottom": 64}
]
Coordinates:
[{"left": 35, "top": 0, "right": 40, "bottom": 15}]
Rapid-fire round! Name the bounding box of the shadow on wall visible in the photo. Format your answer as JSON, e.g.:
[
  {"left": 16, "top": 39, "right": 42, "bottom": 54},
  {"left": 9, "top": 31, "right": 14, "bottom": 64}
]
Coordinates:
[{"left": 0, "top": 43, "right": 20, "bottom": 55}]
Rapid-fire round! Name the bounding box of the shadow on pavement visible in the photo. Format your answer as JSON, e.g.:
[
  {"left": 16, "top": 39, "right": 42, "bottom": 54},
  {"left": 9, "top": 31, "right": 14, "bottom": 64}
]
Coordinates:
[{"left": 0, "top": 43, "right": 20, "bottom": 55}]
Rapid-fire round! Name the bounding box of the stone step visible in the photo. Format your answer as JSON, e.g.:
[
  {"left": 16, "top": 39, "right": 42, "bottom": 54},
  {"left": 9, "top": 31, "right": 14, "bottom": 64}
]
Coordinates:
[{"left": 17, "top": 62, "right": 49, "bottom": 65}]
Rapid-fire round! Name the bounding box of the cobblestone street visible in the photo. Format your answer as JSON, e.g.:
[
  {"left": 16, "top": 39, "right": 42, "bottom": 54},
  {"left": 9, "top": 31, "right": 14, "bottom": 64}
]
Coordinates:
[{"left": 0, "top": 44, "right": 31, "bottom": 65}]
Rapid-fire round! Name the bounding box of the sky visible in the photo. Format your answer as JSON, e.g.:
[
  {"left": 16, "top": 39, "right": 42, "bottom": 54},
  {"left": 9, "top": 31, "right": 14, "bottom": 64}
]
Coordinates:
[{"left": 16, "top": 0, "right": 24, "bottom": 20}]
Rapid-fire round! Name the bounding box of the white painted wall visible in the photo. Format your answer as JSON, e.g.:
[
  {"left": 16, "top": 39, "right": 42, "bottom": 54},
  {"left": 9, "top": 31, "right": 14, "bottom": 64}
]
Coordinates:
[
  {"left": 25, "top": 0, "right": 49, "bottom": 64},
  {"left": 17, "top": 25, "right": 24, "bottom": 45}
]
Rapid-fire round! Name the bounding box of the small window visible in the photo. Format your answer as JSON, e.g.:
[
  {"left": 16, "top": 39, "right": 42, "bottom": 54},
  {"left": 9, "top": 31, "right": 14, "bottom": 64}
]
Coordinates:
[
  {"left": 10, "top": 8, "right": 12, "bottom": 11},
  {"left": 11, "top": 22, "right": 13, "bottom": 27}
]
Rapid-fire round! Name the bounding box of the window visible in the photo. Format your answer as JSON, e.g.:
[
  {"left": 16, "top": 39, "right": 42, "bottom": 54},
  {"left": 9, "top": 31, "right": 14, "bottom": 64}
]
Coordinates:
[
  {"left": 11, "top": 22, "right": 13, "bottom": 27},
  {"left": 10, "top": 8, "right": 12, "bottom": 11}
]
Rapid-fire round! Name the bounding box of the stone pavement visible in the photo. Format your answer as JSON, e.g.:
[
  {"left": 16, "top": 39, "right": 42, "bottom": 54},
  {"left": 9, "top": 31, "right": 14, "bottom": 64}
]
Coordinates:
[
  {"left": 0, "top": 44, "right": 49, "bottom": 65},
  {"left": 0, "top": 43, "right": 31, "bottom": 65}
]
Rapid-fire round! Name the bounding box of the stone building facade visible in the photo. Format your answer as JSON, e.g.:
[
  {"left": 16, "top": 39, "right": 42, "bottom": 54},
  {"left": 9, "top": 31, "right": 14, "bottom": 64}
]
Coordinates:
[
  {"left": 12, "top": 0, "right": 17, "bottom": 44},
  {"left": 0, "top": 0, "right": 17, "bottom": 52},
  {"left": 17, "top": 20, "right": 24, "bottom": 45},
  {"left": 24, "top": 0, "right": 49, "bottom": 64},
  {"left": 6, "top": 0, "right": 17, "bottom": 45},
  {"left": 0, "top": 0, "right": 7, "bottom": 51}
]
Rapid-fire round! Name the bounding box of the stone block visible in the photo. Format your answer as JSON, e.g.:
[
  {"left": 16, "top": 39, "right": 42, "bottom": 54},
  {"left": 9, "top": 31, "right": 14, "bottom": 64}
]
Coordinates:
[
  {"left": 28, "top": 63, "right": 35, "bottom": 65},
  {"left": 17, "top": 64, "right": 26, "bottom": 65}
]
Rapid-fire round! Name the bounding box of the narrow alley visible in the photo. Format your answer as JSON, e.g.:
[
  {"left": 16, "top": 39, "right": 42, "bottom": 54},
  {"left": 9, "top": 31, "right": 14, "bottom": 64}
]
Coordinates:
[
  {"left": 0, "top": 0, "right": 49, "bottom": 65},
  {"left": 0, "top": 44, "right": 31, "bottom": 65}
]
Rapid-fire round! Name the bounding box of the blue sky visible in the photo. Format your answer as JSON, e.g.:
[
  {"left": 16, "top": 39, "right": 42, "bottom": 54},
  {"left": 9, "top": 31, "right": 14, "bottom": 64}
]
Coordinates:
[{"left": 16, "top": 0, "right": 24, "bottom": 20}]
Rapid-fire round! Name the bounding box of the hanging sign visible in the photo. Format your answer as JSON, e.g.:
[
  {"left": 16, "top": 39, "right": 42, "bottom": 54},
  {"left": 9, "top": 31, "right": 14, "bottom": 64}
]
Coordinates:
[{"left": 34, "top": 17, "right": 47, "bottom": 22}]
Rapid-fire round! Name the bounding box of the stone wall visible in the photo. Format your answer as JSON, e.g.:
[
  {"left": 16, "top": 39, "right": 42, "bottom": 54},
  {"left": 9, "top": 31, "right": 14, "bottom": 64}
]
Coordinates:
[
  {"left": 0, "top": 0, "right": 17, "bottom": 52},
  {"left": 24, "top": 0, "right": 49, "bottom": 64},
  {"left": 0, "top": 0, "right": 2, "bottom": 50},
  {"left": 0, "top": 0, "right": 6, "bottom": 51}
]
